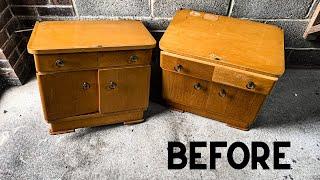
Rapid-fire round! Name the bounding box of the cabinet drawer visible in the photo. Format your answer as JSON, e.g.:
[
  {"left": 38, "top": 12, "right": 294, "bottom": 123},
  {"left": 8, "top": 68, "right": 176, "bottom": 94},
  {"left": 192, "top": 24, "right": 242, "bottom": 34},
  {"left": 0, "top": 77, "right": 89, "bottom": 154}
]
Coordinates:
[
  {"left": 99, "top": 66, "right": 150, "bottom": 113},
  {"left": 35, "top": 52, "right": 98, "bottom": 72},
  {"left": 98, "top": 50, "right": 152, "bottom": 67},
  {"left": 212, "top": 66, "right": 277, "bottom": 95},
  {"left": 37, "top": 70, "right": 99, "bottom": 121},
  {"left": 160, "top": 52, "right": 214, "bottom": 81},
  {"left": 162, "top": 70, "right": 209, "bottom": 109}
]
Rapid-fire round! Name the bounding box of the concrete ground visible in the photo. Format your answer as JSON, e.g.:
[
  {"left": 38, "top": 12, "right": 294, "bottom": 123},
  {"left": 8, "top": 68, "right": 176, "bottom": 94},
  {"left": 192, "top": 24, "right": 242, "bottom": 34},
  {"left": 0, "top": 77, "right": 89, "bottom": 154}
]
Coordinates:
[{"left": 0, "top": 69, "right": 320, "bottom": 179}]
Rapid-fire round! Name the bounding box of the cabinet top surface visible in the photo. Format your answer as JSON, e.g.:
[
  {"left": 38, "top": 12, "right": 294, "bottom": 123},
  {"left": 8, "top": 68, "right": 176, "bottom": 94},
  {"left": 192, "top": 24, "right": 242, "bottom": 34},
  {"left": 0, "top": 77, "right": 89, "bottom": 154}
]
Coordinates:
[
  {"left": 160, "top": 10, "right": 285, "bottom": 77},
  {"left": 28, "top": 20, "right": 156, "bottom": 54}
]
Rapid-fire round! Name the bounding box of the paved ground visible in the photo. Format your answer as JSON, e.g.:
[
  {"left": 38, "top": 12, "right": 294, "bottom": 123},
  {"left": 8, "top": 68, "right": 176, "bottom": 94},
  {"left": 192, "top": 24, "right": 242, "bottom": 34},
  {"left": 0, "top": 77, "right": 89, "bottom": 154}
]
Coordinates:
[{"left": 0, "top": 69, "right": 320, "bottom": 179}]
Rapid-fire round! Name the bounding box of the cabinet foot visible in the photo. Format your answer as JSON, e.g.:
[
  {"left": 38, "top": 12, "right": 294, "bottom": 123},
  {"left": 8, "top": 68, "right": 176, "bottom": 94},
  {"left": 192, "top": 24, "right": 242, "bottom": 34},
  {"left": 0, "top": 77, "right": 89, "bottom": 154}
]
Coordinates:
[
  {"left": 124, "top": 119, "right": 144, "bottom": 125},
  {"left": 49, "top": 128, "right": 75, "bottom": 135},
  {"left": 226, "top": 123, "right": 249, "bottom": 131},
  {"left": 169, "top": 106, "right": 185, "bottom": 113}
]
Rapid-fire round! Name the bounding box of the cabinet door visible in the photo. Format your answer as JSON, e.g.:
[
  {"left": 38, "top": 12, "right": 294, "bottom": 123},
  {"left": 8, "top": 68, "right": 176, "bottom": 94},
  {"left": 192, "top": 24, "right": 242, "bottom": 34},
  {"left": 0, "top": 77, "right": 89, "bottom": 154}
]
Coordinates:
[
  {"left": 162, "top": 70, "right": 209, "bottom": 109},
  {"left": 99, "top": 66, "right": 150, "bottom": 113},
  {"left": 206, "top": 82, "right": 266, "bottom": 122},
  {"left": 37, "top": 70, "right": 98, "bottom": 121}
]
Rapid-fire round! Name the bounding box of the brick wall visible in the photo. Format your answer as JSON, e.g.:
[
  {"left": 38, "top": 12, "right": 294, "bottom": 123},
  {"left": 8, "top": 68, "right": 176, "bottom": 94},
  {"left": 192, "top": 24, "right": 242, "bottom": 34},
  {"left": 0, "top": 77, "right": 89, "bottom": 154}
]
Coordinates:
[
  {"left": 0, "top": 0, "right": 33, "bottom": 88},
  {"left": 1, "top": 0, "right": 320, "bottom": 89}
]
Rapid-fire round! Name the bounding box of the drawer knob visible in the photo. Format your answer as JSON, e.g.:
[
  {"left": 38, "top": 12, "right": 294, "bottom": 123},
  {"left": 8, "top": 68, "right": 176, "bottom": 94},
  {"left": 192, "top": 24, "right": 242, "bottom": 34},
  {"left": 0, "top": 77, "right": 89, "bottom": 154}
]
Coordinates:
[
  {"left": 193, "top": 83, "right": 202, "bottom": 90},
  {"left": 82, "top": 82, "right": 90, "bottom": 90},
  {"left": 174, "top": 64, "right": 183, "bottom": 72},
  {"left": 55, "top": 59, "right": 64, "bottom": 67},
  {"left": 219, "top": 89, "right": 227, "bottom": 97},
  {"left": 129, "top": 55, "right": 139, "bottom": 63},
  {"left": 246, "top": 81, "right": 256, "bottom": 90},
  {"left": 108, "top": 81, "right": 117, "bottom": 90}
]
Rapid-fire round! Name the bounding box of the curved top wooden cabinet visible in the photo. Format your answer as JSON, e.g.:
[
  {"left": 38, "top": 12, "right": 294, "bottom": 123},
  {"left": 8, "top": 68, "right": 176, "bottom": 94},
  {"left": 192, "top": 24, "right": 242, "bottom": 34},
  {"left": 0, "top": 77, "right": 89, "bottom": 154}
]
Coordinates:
[{"left": 28, "top": 20, "right": 155, "bottom": 135}]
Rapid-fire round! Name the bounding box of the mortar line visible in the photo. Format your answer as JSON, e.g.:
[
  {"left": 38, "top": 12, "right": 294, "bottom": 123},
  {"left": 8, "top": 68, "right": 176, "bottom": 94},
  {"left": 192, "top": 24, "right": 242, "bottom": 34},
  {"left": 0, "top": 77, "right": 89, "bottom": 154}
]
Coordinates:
[
  {"left": 285, "top": 47, "right": 320, "bottom": 50},
  {"left": 150, "top": 0, "right": 154, "bottom": 18},
  {"left": 0, "top": 6, "right": 10, "bottom": 16},
  {"left": 10, "top": 5, "right": 73, "bottom": 8},
  {"left": 34, "top": 6, "right": 40, "bottom": 17},
  {"left": 71, "top": 0, "right": 79, "bottom": 19},
  {"left": 227, "top": 0, "right": 235, "bottom": 16}
]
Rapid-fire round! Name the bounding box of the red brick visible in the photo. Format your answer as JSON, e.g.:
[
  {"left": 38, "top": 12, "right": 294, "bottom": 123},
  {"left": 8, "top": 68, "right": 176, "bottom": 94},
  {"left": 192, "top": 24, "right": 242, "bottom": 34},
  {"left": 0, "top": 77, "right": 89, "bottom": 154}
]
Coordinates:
[
  {"left": 0, "top": 30, "right": 9, "bottom": 47},
  {"left": 11, "top": 6, "right": 37, "bottom": 16},
  {"left": 0, "top": 0, "right": 8, "bottom": 13},
  {"left": 9, "top": 0, "right": 49, "bottom": 5},
  {"left": 0, "top": 9, "right": 13, "bottom": 31},
  {"left": 37, "top": 7, "right": 74, "bottom": 16}
]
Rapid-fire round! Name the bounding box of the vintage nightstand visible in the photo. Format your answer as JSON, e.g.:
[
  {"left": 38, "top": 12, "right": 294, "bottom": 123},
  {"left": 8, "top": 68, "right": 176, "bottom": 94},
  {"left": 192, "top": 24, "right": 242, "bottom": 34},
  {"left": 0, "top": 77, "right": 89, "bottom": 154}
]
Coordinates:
[
  {"left": 28, "top": 20, "right": 156, "bottom": 134},
  {"left": 160, "top": 10, "right": 285, "bottom": 130}
]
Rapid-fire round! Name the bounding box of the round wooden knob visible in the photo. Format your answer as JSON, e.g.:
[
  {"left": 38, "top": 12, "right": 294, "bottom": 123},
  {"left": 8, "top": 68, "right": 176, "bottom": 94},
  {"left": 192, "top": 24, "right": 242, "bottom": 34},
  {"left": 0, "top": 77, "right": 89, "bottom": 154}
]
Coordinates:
[
  {"left": 82, "top": 82, "right": 90, "bottom": 90},
  {"left": 108, "top": 81, "right": 117, "bottom": 90},
  {"left": 129, "top": 55, "right": 138, "bottom": 63},
  {"left": 55, "top": 59, "right": 64, "bottom": 67},
  {"left": 174, "top": 64, "right": 183, "bottom": 72},
  {"left": 193, "top": 83, "right": 201, "bottom": 90},
  {"left": 246, "top": 81, "right": 256, "bottom": 90}
]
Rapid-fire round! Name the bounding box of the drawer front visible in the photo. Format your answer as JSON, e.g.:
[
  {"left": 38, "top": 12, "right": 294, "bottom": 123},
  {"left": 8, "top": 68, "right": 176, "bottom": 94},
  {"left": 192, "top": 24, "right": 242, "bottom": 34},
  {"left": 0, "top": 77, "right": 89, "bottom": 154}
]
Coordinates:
[
  {"left": 160, "top": 52, "right": 214, "bottom": 81},
  {"left": 212, "top": 66, "right": 277, "bottom": 95},
  {"left": 35, "top": 52, "right": 98, "bottom": 72},
  {"left": 99, "top": 66, "right": 150, "bottom": 113},
  {"left": 37, "top": 70, "right": 99, "bottom": 121},
  {"left": 162, "top": 70, "right": 209, "bottom": 109},
  {"left": 98, "top": 50, "right": 152, "bottom": 67}
]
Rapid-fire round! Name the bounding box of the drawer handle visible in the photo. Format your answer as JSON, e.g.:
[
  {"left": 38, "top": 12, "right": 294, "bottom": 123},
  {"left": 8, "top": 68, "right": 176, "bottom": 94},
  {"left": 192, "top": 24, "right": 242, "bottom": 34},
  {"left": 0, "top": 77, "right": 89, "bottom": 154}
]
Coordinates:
[
  {"left": 108, "top": 81, "right": 117, "bottom": 90},
  {"left": 246, "top": 81, "right": 256, "bottom": 90},
  {"left": 55, "top": 59, "right": 64, "bottom": 67},
  {"left": 219, "top": 89, "right": 227, "bottom": 97},
  {"left": 82, "top": 82, "right": 90, "bottom": 90},
  {"left": 174, "top": 64, "right": 183, "bottom": 72},
  {"left": 129, "top": 55, "right": 139, "bottom": 63},
  {"left": 193, "top": 83, "right": 202, "bottom": 90}
]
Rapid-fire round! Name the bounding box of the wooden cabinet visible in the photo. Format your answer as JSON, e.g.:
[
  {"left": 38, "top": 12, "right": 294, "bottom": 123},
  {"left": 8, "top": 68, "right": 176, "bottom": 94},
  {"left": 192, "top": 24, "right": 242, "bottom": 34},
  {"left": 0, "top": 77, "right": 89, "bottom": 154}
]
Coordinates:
[
  {"left": 28, "top": 20, "right": 155, "bottom": 134},
  {"left": 160, "top": 10, "right": 285, "bottom": 130}
]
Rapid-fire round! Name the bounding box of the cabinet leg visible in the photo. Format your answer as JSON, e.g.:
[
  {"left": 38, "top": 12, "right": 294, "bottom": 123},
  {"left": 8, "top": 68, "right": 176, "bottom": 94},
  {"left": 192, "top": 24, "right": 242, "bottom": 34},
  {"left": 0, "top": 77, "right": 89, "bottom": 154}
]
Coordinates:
[
  {"left": 124, "top": 119, "right": 144, "bottom": 125},
  {"left": 49, "top": 128, "right": 75, "bottom": 135}
]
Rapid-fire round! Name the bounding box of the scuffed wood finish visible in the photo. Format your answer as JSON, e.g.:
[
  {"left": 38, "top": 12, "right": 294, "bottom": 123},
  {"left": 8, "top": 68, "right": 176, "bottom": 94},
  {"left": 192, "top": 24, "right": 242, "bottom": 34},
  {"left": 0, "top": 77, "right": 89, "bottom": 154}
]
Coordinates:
[
  {"left": 37, "top": 70, "right": 99, "bottom": 121},
  {"left": 28, "top": 20, "right": 156, "bottom": 54},
  {"left": 160, "top": 10, "right": 285, "bottom": 130},
  {"left": 160, "top": 9, "right": 285, "bottom": 77},
  {"left": 28, "top": 20, "right": 155, "bottom": 134},
  {"left": 99, "top": 66, "right": 150, "bottom": 113}
]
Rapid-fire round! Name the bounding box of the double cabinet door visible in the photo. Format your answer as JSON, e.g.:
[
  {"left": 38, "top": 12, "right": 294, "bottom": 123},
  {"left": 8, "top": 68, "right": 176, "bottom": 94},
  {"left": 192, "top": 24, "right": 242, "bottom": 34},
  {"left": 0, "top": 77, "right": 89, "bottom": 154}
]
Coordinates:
[
  {"left": 162, "top": 71, "right": 265, "bottom": 122},
  {"left": 38, "top": 66, "right": 150, "bottom": 121}
]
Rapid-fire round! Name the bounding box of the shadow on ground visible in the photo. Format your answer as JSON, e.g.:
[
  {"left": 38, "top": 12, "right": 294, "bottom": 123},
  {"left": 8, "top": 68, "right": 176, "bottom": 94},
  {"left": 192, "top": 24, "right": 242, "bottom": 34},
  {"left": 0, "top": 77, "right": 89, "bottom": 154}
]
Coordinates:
[{"left": 253, "top": 69, "right": 320, "bottom": 129}]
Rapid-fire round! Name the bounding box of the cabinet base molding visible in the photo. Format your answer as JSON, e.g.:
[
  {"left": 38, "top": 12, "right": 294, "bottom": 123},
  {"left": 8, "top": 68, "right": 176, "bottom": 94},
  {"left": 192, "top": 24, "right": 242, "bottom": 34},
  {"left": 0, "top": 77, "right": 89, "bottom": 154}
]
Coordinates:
[
  {"left": 49, "top": 109, "right": 144, "bottom": 134},
  {"left": 167, "top": 102, "right": 251, "bottom": 131}
]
